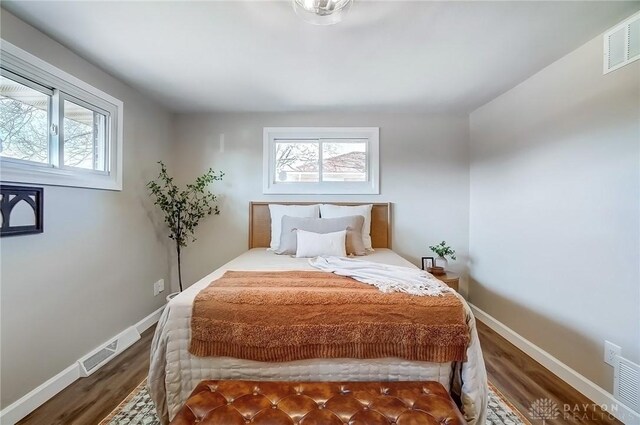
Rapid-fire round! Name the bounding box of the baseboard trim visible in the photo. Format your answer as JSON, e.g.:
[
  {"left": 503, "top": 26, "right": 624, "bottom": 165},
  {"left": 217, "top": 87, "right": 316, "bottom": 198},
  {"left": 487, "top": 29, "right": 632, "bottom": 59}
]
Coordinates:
[
  {"left": 0, "top": 363, "right": 80, "bottom": 425},
  {"left": 469, "top": 303, "right": 640, "bottom": 425},
  {"left": 135, "top": 304, "right": 166, "bottom": 334},
  {"left": 0, "top": 304, "right": 166, "bottom": 425}
]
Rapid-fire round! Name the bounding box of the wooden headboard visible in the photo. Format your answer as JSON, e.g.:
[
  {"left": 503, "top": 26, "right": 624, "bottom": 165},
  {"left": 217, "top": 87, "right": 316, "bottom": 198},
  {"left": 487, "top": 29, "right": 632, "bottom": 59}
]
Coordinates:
[{"left": 249, "top": 202, "right": 391, "bottom": 249}]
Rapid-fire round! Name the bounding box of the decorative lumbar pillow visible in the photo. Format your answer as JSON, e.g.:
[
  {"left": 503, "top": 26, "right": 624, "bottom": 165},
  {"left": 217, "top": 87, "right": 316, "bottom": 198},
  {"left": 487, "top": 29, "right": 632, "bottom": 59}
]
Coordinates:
[
  {"left": 319, "top": 204, "right": 373, "bottom": 251},
  {"left": 275, "top": 215, "right": 366, "bottom": 256},
  {"left": 268, "top": 204, "right": 320, "bottom": 250},
  {"left": 295, "top": 229, "right": 347, "bottom": 258}
]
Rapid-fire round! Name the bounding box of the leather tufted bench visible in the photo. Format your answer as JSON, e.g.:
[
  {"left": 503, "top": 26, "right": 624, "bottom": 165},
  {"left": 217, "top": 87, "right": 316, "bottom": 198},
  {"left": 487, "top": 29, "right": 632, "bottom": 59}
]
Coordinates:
[{"left": 169, "top": 380, "right": 466, "bottom": 425}]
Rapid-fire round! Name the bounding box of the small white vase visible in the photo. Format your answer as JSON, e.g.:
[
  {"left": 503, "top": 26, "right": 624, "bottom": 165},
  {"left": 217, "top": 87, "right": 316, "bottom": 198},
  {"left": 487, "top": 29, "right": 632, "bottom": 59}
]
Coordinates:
[{"left": 435, "top": 257, "right": 448, "bottom": 270}]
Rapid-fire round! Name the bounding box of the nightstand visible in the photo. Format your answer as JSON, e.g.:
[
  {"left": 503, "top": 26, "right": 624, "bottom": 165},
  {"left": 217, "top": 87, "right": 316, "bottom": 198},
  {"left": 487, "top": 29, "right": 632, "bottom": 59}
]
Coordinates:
[
  {"left": 434, "top": 272, "right": 459, "bottom": 292},
  {"left": 421, "top": 257, "right": 460, "bottom": 292}
]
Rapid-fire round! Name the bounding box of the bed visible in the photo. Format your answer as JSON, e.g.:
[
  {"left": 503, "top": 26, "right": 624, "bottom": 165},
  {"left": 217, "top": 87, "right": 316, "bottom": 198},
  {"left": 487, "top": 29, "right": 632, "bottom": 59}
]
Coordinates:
[{"left": 148, "top": 202, "right": 488, "bottom": 425}]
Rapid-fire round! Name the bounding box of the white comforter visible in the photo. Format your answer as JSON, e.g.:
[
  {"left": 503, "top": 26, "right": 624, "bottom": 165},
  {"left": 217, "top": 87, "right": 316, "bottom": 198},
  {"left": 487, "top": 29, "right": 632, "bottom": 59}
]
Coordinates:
[{"left": 149, "top": 249, "right": 488, "bottom": 424}]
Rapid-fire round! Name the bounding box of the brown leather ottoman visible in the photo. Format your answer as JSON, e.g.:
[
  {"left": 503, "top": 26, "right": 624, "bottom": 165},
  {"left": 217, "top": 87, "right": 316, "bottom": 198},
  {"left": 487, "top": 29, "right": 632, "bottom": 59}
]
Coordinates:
[{"left": 169, "top": 380, "right": 465, "bottom": 425}]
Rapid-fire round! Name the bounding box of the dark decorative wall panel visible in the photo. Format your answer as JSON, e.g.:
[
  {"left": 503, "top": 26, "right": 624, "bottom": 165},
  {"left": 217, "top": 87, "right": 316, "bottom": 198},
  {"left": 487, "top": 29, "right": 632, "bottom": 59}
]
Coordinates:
[{"left": 0, "top": 185, "right": 43, "bottom": 237}]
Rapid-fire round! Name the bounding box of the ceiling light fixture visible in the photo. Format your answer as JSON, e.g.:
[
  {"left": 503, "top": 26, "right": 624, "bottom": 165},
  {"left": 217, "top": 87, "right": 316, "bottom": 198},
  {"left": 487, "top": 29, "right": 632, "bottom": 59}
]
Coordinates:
[{"left": 292, "top": 0, "right": 353, "bottom": 25}]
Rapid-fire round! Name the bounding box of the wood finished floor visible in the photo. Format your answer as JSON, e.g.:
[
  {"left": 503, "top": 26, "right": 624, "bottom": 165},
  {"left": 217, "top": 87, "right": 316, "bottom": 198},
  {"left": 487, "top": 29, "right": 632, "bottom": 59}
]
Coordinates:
[
  {"left": 17, "top": 329, "right": 154, "bottom": 425},
  {"left": 18, "top": 321, "right": 622, "bottom": 425},
  {"left": 478, "top": 322, "right": 622, "bottom": 425}
]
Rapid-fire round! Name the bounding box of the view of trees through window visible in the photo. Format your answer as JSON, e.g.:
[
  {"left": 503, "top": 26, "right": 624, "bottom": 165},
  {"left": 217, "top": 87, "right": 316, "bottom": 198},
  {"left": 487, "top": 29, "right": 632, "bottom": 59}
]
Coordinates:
[
  {"left": 63, "top": 99, "right": 106, "bottom": 171},
  {"left": 0, "top": 75, "right": 49, "bottom": 164},
  {"left": 0, "top": 75, "right": 106, "bottom": 171},
  {"left": 275, "top": 140, "right": 367, "bottom": 183}
]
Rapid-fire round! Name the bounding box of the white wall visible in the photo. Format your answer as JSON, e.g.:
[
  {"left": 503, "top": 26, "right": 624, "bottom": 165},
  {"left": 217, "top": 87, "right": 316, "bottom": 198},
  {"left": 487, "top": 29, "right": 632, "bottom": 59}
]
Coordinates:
[
  {"left": 172, "top": 112, "right": 471, "bottom": 294},
  {"left": 469, "top": 35, "right": 640, "bottom": 391},
  {"left": 0, "top": 10, "right": 173, "bottom": 408}
]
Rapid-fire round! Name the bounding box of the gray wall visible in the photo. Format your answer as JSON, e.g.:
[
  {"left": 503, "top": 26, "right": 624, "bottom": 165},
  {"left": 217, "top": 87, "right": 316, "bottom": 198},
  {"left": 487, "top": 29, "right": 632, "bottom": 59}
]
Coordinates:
[
  {"left": 3, "top": 2, "right": 637, "bottom": 413},
  {"left": 0, "top": 11, "right": 173, "bottom": 408},
  {"left": 172, "top": 112, "right": 471, "bottom": 294},
  {"left": 469, "top": 35, "right": 640, "bottom": 391}
]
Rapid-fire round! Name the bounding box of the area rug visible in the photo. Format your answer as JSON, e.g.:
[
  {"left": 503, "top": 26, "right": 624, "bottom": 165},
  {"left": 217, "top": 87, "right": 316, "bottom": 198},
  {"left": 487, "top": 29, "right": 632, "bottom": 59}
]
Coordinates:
[{"left": 100, "top": 380, "right": 530, "bottom": 425}]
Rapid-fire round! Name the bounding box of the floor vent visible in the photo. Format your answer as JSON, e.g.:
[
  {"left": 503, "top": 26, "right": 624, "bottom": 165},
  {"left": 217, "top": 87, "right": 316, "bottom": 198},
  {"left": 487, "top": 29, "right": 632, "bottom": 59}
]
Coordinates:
[
  {"left": 614, "top": 356, "right": 640, "bottom": 413},
  {"left": 77, "top": 327, "right": 140, "bottom": 377}
]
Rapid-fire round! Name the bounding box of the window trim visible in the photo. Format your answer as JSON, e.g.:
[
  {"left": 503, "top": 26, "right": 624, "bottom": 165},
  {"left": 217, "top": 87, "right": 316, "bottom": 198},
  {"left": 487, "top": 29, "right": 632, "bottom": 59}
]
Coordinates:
[
  {"left": 0, "top": 40, "right": 123, "bottom": 191},
  {"left": 263, "top": 127, "right": 379, "bottom": 195}
]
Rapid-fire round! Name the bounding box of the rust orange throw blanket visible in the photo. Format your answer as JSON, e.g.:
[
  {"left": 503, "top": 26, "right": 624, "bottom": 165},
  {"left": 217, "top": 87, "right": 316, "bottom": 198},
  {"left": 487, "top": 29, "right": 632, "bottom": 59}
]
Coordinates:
[{"left": 189, "top": 271, "right": 469, "bottom": 363}]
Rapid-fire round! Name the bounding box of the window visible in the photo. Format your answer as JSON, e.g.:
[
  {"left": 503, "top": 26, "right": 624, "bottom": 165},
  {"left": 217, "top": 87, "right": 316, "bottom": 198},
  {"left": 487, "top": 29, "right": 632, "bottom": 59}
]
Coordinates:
[
  {"left": 0, "top": 40, "right": 123, "bottom": 190},
  {"left": 263, "top": 127, "right": 379, "bottom": 194},
  {"left": 603, "top": 11, "right": 640, "bottom": 74}
]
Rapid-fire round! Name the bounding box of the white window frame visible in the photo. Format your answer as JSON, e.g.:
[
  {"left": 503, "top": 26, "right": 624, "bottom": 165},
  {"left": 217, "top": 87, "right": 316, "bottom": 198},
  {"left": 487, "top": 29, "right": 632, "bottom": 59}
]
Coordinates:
[
  {"left": 263, "top": 127, "right": 379, "bottom": 195},
  {"left": 0, "top": 40, "right": 123, "bottom": 191}
]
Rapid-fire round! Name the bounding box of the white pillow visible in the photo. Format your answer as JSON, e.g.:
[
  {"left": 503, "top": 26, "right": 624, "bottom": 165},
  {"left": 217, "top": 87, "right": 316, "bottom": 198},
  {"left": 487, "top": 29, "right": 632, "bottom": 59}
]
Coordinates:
[
  {"left": 319, "top": 204, "right": 373, "bottom": 251},
  {"left": 268, "top": 204, "right": 319, "bottom": 250},
  {"left": 295, "top": 229, "right": 347, "bottom": 258}
]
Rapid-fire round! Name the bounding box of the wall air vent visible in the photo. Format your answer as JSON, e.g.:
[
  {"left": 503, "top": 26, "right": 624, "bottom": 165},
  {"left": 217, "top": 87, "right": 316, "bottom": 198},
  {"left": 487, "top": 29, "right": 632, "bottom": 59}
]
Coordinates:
[
  {"left": 82, "top": 344, "right": 117, "bottom": 373},
  {"left": 77, "top": 327, "right": 140, "bottom": 377},
  {"left": 614, "top": 356, "right": 640, "bottom": 414},
  {"left": 604, "top": 11, "right": 640, "bottom": 74}
]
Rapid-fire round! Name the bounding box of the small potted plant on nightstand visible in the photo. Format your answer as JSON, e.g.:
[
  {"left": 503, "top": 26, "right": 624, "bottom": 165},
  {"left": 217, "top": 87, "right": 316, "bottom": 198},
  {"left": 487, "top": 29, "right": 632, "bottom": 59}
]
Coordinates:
[{"left": 429, "top": 241, "right": 456, "bottom": 271}]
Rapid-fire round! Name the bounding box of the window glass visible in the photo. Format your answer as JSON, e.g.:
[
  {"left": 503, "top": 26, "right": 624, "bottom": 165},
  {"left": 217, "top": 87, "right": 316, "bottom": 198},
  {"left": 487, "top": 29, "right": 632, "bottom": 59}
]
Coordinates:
[
  {"left": 63, "top": 99, "right": 106, "bottom": 171},
  {"left": 322, "top": 141, "right": 367, "bottom": 182},
  {"left": 274, "top": 141, "right": 319, "bottom": 182},
  {"left": 629, "top": 19, "right": 640, "bottom": 59},
  {"left": 608, "top": 28, "right": 626, "bottom": 68},
  {"left": 0, "top": 75, "right": 50, "bottom": 164}
]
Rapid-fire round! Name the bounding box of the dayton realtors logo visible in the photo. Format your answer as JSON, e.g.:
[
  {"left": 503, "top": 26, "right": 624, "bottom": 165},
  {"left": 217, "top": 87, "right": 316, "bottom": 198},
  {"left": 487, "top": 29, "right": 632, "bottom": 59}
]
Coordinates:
[
  {"left": 529, "top": 398, "right": 624, "bottom": 423},
  {"left": 529, "top": 399, "right": 560, "bottom": 424}
]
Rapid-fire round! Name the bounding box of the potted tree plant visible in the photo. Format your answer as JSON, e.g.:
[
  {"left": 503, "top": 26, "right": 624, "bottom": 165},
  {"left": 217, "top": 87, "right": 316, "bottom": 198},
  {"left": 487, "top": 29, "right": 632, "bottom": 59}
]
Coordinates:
[
  {"left": 429, "top": 241, "right": 456, "bottom": 270},
  {"left": 148, "top": 161, "right": 224, "bottom": 300}
]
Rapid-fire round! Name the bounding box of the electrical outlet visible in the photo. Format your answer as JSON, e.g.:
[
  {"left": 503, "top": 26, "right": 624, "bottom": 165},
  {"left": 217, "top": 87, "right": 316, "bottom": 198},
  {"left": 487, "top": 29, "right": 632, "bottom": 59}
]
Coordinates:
[
  {"left": 153, "top": 279, "right": 165, "bottom": 296},
  {"left": 157, "top": 279, "right": 165, "bottom": 293},
  {"left": 604, "top": 340, "right": 621, "bottom": 366}
]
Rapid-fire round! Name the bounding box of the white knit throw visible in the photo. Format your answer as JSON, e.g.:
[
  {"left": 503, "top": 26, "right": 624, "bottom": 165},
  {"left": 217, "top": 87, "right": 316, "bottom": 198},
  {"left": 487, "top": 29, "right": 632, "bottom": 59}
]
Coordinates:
[{"left": 308, "top": 256, "right": 451, "bottom": 296}]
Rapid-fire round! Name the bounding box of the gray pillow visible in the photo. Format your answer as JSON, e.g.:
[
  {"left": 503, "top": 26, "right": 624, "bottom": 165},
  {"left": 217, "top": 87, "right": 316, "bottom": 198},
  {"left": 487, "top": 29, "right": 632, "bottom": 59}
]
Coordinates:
[{"left": 275, "top": 215, "right": 366, "bottom": 256}]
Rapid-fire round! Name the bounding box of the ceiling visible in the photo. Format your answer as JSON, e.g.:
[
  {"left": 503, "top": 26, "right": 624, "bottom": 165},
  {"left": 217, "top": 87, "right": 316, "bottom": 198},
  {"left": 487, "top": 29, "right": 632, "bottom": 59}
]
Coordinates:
[{"left": 2, "top": 1, "right": 639, "bottom": 113}]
